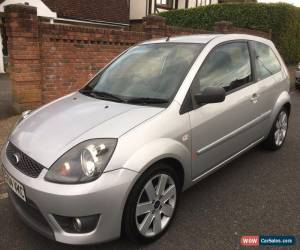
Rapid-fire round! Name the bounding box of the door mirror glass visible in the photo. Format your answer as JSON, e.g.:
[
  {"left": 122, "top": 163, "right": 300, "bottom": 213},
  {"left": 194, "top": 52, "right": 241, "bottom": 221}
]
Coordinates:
[{"left": 194, "top": 86, "right": 226, "bottom": 104}]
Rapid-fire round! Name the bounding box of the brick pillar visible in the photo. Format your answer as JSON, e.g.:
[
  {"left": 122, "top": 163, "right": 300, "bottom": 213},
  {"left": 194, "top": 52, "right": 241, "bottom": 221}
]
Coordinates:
[
  {"left": 5, "top": 4, "right": 42, "bottom": 112},
  {"left": 143, "top": 15, "right": 167, "bottom": 39}
]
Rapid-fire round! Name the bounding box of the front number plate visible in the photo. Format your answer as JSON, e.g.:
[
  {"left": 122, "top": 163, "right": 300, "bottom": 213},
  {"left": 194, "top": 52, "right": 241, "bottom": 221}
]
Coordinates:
[{"left": 4, "top": 170, "right": 26, "bottom": 202}]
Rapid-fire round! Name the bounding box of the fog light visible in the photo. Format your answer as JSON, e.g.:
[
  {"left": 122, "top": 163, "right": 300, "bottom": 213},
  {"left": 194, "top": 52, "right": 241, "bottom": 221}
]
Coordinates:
[
  {"left": 73, "top": 218, "right": 82, "bottom": 232},
  {"left": 54, "top": 214, "right": 100, "bottom": 233},
  {"left": 72, "top": 215, "right": 99, "bottom": 233}
]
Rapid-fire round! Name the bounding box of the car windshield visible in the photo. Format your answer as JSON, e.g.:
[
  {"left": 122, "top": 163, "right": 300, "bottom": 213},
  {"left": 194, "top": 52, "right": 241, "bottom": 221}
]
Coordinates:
[{"left": 80, "top": 43, "right": 203, "bottom": 105}]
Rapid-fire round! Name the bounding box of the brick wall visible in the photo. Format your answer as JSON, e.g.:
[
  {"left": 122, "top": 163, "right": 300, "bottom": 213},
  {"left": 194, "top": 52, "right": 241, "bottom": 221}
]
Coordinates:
[
  {"left": 4, "top": 4, "right": 271, "bottom": 111},
  {"left": 39, "top": 23, "right": 144, "bottom": 104},
  {"left": 5, "top": 5, "right": 42, "bottom": 111}
]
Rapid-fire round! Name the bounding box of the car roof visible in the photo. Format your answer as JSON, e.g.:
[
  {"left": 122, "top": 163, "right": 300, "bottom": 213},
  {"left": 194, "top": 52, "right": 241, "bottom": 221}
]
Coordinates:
[
  {"left": 140, "top": 34, "right": 271, "bottom": 45},
  {"left": 141, "top": 34, "right": 222, "bottom": 44}
]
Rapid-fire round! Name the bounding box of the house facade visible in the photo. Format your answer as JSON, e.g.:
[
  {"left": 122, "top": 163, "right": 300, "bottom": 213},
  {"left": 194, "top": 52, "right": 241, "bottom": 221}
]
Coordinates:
[
  {"left": 130, "top": 0, "right": 218, "bottom": 21},
  {"left": 0, "top": 0, "right": 218, "bottom": 73},
  {"left": 0, "top": 0, "right": 130, "bottom": 73}
]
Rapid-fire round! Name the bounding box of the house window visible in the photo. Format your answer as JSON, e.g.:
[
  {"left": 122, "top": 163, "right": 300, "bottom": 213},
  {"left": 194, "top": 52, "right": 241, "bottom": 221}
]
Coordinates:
[{"left": 156, "top": 0, "right": 173, "bottom": 9}]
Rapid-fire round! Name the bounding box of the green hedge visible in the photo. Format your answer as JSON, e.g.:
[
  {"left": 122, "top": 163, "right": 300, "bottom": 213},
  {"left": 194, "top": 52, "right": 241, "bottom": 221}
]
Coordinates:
[
  {"left": 219, "top": 0, "right": 257, "bottom": 3},
  {"left": 159, "top": 3, "right": 300, "bottom": 64}
]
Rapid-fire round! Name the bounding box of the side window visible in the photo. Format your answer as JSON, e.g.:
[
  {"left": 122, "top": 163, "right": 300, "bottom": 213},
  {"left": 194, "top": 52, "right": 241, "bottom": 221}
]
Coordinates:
[
  {"left": 193, "top": 42, "right": 252, "bottom": 93},
  {"left": 254, "top": 42, "right": 281, "bottom": 80}
]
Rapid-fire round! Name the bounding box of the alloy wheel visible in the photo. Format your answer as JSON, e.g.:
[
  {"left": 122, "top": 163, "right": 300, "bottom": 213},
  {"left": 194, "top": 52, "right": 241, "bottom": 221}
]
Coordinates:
[
  {"left": 274, "top": 110, "right": 288, "bottom": 146},
  {"left": 135, "top": 174, "right": 177, "bottom": 238}
]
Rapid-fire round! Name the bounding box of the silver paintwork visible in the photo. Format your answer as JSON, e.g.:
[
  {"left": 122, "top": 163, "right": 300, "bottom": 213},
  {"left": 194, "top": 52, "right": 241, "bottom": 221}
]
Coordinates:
[
  {"left": 192, "top": 137, "right": 265, "bottom": 183},
  {"left": 1, "top": 34, "right": 291, "bottom": 245},
  {"left": 1, "top": 149, "right": 140, "bottom": 244},
  {"left": 8, "top": 92, "right": 163, "bottom": 168},
  {"left": 141, "top": 34, "right": 222, "bottom": 45}
]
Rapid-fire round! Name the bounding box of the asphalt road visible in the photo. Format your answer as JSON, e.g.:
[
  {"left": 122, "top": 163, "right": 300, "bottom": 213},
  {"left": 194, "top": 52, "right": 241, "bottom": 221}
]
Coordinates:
[{"left": 0, "top": 91, "right": 299, "bottom": 250}]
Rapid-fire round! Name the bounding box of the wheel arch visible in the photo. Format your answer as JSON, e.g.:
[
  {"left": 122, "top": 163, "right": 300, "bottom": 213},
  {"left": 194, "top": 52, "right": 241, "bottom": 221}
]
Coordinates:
[
  {"left": 149, "top": 157, "right": 185, "bottom": 191},
  {"left": 122, "top": 138, "right": 191, "bottom": 191},
  {"left": 270, "top": 91, "right": 291, "bottom": 124},
  {"left": 283, "top": 102, "right": 291, "bottom": 115},
  {"left": 120, "top": 155, "right": 187, "bottom": 239}
]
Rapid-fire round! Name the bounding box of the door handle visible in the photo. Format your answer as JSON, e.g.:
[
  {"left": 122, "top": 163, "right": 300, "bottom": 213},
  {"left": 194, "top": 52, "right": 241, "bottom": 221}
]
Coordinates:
[{"left": 250, "top": 93, "right": 259, "bottom": 103}]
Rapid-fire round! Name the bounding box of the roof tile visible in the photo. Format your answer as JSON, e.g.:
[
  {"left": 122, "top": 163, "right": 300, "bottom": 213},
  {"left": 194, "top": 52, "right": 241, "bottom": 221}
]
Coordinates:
[{"left": 41, "top": 0, "right": 129, "bottom": 24}]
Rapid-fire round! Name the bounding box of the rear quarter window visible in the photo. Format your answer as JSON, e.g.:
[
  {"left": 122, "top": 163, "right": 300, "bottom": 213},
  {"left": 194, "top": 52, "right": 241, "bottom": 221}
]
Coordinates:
[{"left": 254, "top": 42, "right": 281, "bottom": 80}]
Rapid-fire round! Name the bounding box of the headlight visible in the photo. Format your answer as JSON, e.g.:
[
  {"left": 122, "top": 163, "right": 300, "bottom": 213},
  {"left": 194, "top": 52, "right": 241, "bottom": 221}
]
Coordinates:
[{"left": 45, "top": 139, "right": 117, "bottom": 184}]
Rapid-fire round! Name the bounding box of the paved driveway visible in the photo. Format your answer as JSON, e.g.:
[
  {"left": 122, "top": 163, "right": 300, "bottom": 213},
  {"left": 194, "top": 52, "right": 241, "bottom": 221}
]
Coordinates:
[{"left": 0, "top": 92, "right": 299, "bottom": 250}]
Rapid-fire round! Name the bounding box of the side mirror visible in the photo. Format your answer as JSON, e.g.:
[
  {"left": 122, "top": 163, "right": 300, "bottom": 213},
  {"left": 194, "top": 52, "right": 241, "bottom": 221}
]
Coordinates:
[{"left": 194, "top": 86, "right": 226, "bottom": 105}]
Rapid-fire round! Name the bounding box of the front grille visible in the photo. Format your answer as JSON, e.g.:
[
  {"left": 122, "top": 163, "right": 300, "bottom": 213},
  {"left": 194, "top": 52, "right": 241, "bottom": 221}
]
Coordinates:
[{"left": 6, "top": 142, "right": 44, "bottom": 178}]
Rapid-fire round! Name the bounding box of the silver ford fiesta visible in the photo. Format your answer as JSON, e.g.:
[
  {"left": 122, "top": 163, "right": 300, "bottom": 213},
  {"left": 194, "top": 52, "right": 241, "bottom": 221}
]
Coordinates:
[{"left": 1, "top": 34, "right": 291, "bottom": 245}]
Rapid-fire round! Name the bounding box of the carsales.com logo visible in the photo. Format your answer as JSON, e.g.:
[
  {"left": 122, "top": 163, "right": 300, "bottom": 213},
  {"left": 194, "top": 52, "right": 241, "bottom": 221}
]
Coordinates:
[{"left": 240, "top": 235, "right": 296, "bottom": 247}]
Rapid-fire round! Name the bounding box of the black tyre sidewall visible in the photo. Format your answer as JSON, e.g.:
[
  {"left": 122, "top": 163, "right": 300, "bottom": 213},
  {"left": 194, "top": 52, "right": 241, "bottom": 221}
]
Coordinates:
[{"left": 122, "top": 163, "right": 180, "bottom": 244}]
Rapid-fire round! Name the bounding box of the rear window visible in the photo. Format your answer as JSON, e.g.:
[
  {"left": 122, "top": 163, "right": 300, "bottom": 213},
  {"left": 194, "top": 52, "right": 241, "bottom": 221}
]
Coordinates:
[{"left": 254, "top": 42, "right": 281, "bottom": 80}]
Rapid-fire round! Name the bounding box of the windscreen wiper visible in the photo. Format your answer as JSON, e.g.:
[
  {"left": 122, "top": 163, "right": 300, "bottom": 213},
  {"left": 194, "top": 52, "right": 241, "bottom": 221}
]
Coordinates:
[
  {"left": 80, "top": 90, "right": 126, "bottom": 103},
  {"left": 126, "top": 97, "right": 169, "bottom": 104}
]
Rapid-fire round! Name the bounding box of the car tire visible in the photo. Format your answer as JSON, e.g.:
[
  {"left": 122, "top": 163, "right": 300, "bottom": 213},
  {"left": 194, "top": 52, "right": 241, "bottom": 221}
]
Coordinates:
[
  {"left": 123, "top": 163, "right": 180, "bottom": 244},
  {"left": 262, "top": 107, "right": 289, "bottom": 151}
]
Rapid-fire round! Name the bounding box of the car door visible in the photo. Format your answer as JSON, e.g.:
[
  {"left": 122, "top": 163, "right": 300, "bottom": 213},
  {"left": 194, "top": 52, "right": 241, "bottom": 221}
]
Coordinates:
[
  {"left": 188, "top": 41, "right": 265, "bottom": 179},
  {"left": 250, "top": 41, "right": 286, "bottom": 137}
]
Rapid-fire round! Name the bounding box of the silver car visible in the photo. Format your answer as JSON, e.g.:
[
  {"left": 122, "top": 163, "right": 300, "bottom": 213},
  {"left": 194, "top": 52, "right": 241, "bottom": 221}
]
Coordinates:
[{"left": 1, "top": 34, "right": 291, "bottom": 245}]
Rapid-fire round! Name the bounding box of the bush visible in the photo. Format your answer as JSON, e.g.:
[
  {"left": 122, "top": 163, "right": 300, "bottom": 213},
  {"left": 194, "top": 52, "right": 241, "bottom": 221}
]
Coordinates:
[
  {"left": 219, "top": 0, "right": 257, "bottom": 3},
  {"left": 159, "top": 3, "right": 300, "bottom": 64}
]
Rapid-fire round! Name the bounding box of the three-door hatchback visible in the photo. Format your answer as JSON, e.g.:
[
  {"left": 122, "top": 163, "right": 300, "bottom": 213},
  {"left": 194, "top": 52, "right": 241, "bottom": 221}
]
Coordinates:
[{"left": 1, "top": 34, "right": 291, "bottom": 245}]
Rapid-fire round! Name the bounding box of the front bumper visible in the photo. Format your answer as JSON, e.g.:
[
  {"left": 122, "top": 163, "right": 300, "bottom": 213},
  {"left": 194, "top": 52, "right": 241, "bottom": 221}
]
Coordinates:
[{"left": 1, "top": 142, "right": 139, "bottom": 245}]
